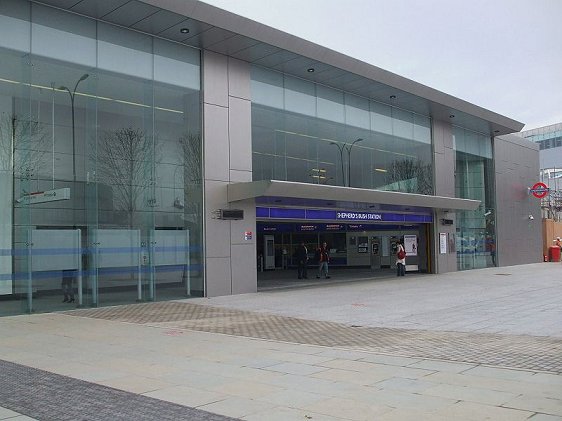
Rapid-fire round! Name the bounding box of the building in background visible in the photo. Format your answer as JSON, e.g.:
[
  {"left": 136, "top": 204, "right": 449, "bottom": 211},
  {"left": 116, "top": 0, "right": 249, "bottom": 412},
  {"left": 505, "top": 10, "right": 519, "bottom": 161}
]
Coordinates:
[
  {"left": 0, "top": 0, "right": 540, "bottom": 316},
  {"left": 520, "top": 123, "right": 562, "bottom": 220}
]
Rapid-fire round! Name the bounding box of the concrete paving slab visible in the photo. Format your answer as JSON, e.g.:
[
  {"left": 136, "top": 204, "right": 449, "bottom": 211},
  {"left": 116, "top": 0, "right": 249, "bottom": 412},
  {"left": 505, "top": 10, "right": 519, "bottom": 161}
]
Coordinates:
[
  {"left": 0, "top": 406, "right": 22, "bottom": 419},
  {"left": 422, "top": 383, "right": 519, "bottom": 406},
  {"left": 302, "top": 396, "right": 393, "bottom": 421},
  {"left": 503, "top": 395, "right": 562, "bottom": 417},
  {"left": 1, "top": 263, "right": 561, "bottom": 420},
  {"left": 433, "top": 401, "right": 534, "bottom": 421}
]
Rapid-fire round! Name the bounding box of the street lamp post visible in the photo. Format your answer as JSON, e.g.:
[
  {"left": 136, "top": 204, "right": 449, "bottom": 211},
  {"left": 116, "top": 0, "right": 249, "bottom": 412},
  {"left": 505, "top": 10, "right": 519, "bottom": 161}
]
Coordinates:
[
  {"left": 346, "top": 138, "right": 363, "bottom": 187},
  {"left": 58, "top": 73, "right": 89, "bottom": 186},
  {"left": 330, "top": 138, "right": 363, "bottom": 187},
  {"left": 330, "top": 142, "right": 346, "bottom": 187}
]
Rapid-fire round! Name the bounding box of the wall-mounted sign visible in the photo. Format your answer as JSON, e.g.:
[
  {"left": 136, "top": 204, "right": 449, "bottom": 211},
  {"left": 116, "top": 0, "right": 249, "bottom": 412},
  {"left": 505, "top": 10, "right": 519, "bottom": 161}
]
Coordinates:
[
  {"left": 439, "top": 233, "right": 447, "bottom": 254},
  {"left": 244, "top": 231, "right": 252, "bottom": 240},
  {"left": 530, "top": 182, "right": 549, "bottom": 199},
  {"left": 404, "top": 234, "right": 418, "bottom": 256},
  {"left": 337, "top": 211, "right": 383, "bottom": 221},
  {"left": 296, "top": 224, "right": 318, "bottom": 232},
  {"left": 16, "top": 188, "right": 70, "bottom": 205}
]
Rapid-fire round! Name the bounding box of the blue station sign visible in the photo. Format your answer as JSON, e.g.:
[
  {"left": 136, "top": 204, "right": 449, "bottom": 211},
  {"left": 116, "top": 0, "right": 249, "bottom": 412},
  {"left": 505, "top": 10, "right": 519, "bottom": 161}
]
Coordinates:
[{"left": 336, "top": 211, "right": 383, "bottom": 221}]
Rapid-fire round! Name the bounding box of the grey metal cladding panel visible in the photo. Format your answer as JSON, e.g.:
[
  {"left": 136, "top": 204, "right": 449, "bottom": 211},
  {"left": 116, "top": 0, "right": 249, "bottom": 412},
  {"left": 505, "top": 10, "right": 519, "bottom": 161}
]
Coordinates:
[
  {"left": 230, "top": 43, "right": 282, "bottom": 63},
  {"left": 275, "top": 56, "right": 318, "bottom": 75},
  {"left": 131, "top": 9, "right": 185, "bottom": 33},
  {"left": 70, "top": 0, "right": 130, "bottom": 18},
  {"left": 312, "top": 67, "right": 348, "bottom": 83},
  {"left": 253, "top": 50, "right": 300, "bottom": 68},
  {"left": 205, "top": 34, "right": 261, "bottom": 56},
  {"left": 343, "top": 76, "right": 375, "bottom": 92},
  {"left": 321, "top": 72, "right": 364, "bottom": 90},
  {"left": 185, "top": 27, "right": 237, "bottom": 49},
  {"left": 102, "top": 1, "right": 159, "bottom": 27},
  {"left": 174, "top": 20, "right": 213, "bottom": 41},
  {"left": 190, "top": 1, "right": 247, "bottom": 35},
  {"left": 41, "top": 0, "right": 82, "bottom": 8},
  {"left": 157, "top": 18, "right": 195, "bottom": 42}
]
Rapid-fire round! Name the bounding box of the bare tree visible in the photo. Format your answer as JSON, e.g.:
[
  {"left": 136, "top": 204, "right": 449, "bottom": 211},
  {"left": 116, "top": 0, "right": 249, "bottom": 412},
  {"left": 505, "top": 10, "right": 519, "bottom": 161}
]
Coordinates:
[
  {"left": 385, "top": 158, "right": 433, "bottom": 195},
  {"left": 95, "top": 127, "right": 159, "bottom": 227}
]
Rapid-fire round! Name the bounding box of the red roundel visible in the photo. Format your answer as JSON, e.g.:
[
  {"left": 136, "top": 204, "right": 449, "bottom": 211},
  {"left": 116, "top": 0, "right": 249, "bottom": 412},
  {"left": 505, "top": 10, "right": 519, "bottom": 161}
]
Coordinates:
[{"left": 531, "top": 182, "right": 548, "bottom": 198}]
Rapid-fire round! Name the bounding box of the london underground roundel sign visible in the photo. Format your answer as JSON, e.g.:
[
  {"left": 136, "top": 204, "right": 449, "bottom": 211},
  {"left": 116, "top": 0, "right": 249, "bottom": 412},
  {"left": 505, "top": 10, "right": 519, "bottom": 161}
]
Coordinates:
[{"left": 530, "top": 182, "right": 549, "bottom": 199}]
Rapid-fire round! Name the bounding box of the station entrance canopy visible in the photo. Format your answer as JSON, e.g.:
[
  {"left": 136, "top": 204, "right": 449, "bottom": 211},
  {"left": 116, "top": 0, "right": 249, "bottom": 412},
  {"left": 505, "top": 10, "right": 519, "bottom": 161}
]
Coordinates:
[{"left": 227, "top": 180, "right": 480, "bottom": 212}]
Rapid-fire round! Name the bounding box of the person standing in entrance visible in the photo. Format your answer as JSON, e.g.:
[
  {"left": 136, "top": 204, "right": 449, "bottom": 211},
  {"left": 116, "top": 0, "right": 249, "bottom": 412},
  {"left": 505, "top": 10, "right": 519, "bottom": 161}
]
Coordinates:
[
  {"left": 396, "top": 241, "right": 406, "bottom": 277},
  {"left": 62, "top": 269, "right": 75, "bottom": 303},
  {"left": 316, "top": 242, "right": 331, "bottom": 279},
  {"left": 295, "top": 242, "right": 309, "bottom": 279}
]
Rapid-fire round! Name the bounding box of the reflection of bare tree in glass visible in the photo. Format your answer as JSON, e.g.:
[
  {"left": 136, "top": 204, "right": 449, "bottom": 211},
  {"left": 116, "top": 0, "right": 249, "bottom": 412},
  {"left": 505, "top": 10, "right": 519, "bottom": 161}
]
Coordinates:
[
  {"left": 95, "top": 127, "right": 158, "bottom": 227},
  {"left": 177, "top": 132, "right": 202, "bottom": 218},
  {"left": 386, "top": 159, "right": 433, "bottom": 195},
  {"left": 177, "top": 132, "right": 202, "bottom": 278},
  {"left": 178, "top": 132, "right": 202, "bottom": 186},
  {"left": 0, "top": 113, "right": 48, "bottom": 182}
]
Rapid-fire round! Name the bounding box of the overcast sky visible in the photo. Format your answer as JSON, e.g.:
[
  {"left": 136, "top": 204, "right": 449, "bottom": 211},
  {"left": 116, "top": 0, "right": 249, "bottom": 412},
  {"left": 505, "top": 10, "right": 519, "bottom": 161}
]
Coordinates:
[{"left": 203, "top": 0, "right": 561, "bottom": 131}]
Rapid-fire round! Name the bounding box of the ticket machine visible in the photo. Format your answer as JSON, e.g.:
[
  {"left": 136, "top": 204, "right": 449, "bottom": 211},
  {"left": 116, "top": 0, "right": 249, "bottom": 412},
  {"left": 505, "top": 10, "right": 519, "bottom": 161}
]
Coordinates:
[
  {"left": 370, "top": 236, "right": 381, "bottom": 270},
  {"left": 264, "top": 235, "right": 275, "bottom": 270}
]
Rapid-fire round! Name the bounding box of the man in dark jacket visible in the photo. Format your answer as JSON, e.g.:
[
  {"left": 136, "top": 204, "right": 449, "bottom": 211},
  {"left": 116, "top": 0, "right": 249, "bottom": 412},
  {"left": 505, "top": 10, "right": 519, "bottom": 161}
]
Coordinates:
[{"left": 295, "top": 242, "right": 309, "bottom": 279}]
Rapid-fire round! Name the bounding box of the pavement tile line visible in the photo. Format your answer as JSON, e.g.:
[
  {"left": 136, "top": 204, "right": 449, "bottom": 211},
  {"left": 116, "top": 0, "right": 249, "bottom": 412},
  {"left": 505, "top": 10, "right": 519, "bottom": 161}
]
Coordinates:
[
  {"left": 65, "top": 301, "right": 562, "bottom": 374},
  {"left": 0, "top": 359, "right": 239, "bottom": 421}
]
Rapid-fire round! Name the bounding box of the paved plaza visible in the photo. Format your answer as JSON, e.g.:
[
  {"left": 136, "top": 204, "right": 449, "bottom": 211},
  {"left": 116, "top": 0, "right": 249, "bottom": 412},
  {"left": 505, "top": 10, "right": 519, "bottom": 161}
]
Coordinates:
[{"left": 0, "top": 263, "right": 561, "bottom": 420}]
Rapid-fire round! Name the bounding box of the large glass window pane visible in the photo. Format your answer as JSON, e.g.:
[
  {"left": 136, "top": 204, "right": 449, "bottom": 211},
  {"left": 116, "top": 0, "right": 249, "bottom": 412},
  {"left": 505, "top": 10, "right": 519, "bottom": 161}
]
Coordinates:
[
  {"left": 0, "top": 3, "right": 202, "bottom": 315},
  {"left": 317, "top": 85, "right": 344, "bottom": 123},
  {"left": 251, "top": 66, "right": 283, "bottom": 109},
  {"left": 31, "top": 4, "right": 96, "bottom": 67},
  {"left": 454, "top": 126, "right": 495, "bottom": 271},
  {"left": 98, "top": 23, "right": 152, "bottom": 79},
  {"left": 284, "top": 75, "right": 315, "bottom": 117},
  {"left": 345, "top": 93, "right": 369, "bottom": 130},
  {"left": 251, "top": 66, "right": 433, "bottom": 194},
  {"left": 0, "top": 0, "right": 30, "bottom": 52}
]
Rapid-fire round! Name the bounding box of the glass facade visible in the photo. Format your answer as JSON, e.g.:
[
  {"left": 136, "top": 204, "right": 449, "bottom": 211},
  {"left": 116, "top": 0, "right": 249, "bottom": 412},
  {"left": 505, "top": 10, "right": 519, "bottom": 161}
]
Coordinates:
[
  {"left": 453, "top": 126, "right": 496, "bottom": 270},
  {"left": 0, "top": 1, "right": 203, "bottom": 315},
  {"left": 251, "top": 66, "right": 433, "bottom": 194}
]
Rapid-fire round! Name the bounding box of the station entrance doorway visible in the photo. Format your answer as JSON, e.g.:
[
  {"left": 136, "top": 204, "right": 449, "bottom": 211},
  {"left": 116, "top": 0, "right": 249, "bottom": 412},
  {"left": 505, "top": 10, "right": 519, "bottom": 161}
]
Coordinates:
[{"left": 256, "top": 221, "right": 430, "bottom": 287}]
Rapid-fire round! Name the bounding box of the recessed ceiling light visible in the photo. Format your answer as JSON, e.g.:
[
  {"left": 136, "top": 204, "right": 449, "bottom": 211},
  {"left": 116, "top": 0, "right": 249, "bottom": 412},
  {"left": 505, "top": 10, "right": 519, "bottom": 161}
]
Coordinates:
[
  {"left": 180, "top": 28, "right": 189, "bottom": 34},
  {"left": 449, "top": 114, "right": 455, "bottom": 118},
  {"left": 307, "top": 68, "right": 315, "bottom": 73}
]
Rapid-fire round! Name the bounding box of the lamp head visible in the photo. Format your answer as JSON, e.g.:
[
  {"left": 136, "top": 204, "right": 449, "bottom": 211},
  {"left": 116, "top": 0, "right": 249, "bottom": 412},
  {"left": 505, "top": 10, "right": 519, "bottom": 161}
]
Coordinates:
[{"left": 79, "top": 73, "right": 89, "bottom": 82}]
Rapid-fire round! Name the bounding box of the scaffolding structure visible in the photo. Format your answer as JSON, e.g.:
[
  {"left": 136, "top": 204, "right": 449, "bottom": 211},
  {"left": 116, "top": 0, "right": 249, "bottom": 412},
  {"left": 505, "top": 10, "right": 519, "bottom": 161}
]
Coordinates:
[{"left": 540, "top": 168, "right": 562, "bottom": 221}]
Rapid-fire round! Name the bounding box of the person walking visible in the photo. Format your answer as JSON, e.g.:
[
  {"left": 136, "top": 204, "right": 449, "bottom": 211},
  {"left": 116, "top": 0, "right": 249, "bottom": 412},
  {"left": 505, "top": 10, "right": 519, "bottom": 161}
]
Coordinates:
[
  {"left": 396, "top": 241, "right": 406, "bottom": 277},
  {"left": 316, "top": 242, "right": 331, "bottom": 279},
  {"left": 295, "top": 242, "right": 309, "bottom": 279}
]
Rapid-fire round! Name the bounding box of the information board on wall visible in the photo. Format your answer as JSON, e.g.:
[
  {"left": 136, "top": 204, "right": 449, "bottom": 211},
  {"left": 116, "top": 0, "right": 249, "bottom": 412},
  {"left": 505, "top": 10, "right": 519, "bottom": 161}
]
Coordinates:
[
  {"left": 439, "top": 233, "right": 447, "bottom": 254},
  {"left": 404, "top": 235, "right": 418, "bottom": 256}
]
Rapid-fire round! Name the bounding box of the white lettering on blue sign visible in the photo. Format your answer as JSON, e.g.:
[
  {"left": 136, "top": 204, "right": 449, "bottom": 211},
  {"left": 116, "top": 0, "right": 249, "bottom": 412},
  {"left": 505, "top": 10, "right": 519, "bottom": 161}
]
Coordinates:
[{"left": 336, "top": 212, "right": 383, "bottom": 220}]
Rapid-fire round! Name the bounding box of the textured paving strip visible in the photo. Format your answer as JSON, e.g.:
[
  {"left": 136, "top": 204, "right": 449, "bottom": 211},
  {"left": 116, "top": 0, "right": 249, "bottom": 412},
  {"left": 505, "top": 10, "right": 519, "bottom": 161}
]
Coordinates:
[
  {"left": 66, "top": 301, "right": 562, "bottom": 374},
  {"left": 0, "top": 359, "right": 238, "bottom": 421}
]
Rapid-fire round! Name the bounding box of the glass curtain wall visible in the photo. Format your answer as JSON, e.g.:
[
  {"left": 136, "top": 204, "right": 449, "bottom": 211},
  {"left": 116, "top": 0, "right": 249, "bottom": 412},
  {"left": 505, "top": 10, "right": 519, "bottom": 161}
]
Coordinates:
[
  {"left": 0, "top": 1, "right": 202, "bottom": 316},
  {"left": 453, "top": 126, "right": 496, "bottom": 270},
  {"left": 251, "top": 66, "right": 433, "bottom": 193}
]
